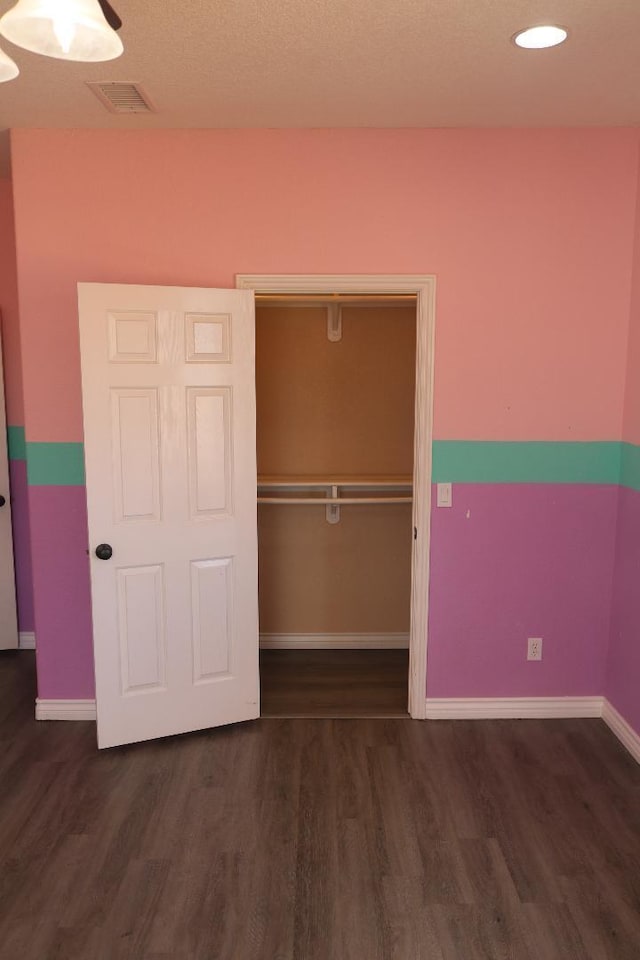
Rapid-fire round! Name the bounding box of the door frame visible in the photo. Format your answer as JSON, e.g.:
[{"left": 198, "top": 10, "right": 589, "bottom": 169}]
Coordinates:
[
  {"left": 0, "top": 322, "right": 19, "bottom": 650},
  {"left": 236, "top": 274, "right": 436, "bottom": 720}
]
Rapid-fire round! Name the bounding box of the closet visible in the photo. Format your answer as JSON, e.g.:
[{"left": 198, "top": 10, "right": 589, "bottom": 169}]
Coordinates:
[{"left": 256, "top": 294, "right": 416, "bottom": 717}]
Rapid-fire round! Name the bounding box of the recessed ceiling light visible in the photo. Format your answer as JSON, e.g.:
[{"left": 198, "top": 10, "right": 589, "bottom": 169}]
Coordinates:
[{"left": 513, "top": 25, "right": 568, "bottom": 49}]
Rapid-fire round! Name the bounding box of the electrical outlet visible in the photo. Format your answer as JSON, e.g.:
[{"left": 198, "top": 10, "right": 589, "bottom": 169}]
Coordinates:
[{"left": 527, "top": 637, "right": 543, "bottom": 661}]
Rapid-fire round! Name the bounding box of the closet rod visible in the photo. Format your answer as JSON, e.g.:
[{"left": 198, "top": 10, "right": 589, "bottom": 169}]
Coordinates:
[{"left": 258, "top": 496, "right": 413, "bottom": 505}]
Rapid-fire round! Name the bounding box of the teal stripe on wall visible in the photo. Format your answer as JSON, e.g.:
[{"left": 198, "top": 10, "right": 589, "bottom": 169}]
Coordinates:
[
  {"left": 26, "top": 442, "right": 85, "bottom": 486},
  {"left": 620, "top": 442, "right": 640, "bottom": 492},
  {"left": 7, "top": 426, "right": 26, "bottom": 461},
  {"left": 15, "top": 437, "right": 640, "bottom": 488},
  {"left": 432, "top": 441, "right": 622, "bottom": 484}
]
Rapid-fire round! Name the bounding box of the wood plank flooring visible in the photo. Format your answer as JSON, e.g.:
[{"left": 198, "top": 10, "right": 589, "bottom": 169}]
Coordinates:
[
  {"left": 260, "top": 649, "right": 409, "bottom": 717},
  {"left": 1, "top": 649, "right": 639, "bottom": 959}
]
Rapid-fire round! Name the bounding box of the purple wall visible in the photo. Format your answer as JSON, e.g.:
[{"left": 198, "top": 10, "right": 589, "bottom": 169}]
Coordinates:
[
  {"left": 605, "top": 139, "right": 640, "bottom": 739},
  {"left": 427, "top": 485, "right": 617, "bottom": 698},
  {"left": 607, "top": 487, "right": 640, "bottom": 734},
  {"left": 29, "top": 486, "right": 93, "bottom": 699},
  {"left": 28, "top": 480, "right": 620, "bottom": 703},
  {"left": 9, "top": 460, "right": 34, "bottom": 632}
]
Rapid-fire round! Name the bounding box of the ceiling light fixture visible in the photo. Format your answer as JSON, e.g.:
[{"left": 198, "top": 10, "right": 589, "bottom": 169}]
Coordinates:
[
  {"left": 0, "top": 0, "right": 122, "bottom": 81},
  {"left": 513, "top": 24, "right": 568, "bottom": 49},
  {"left": 0, "top": 43, "right": 19, "bottom": 81}
]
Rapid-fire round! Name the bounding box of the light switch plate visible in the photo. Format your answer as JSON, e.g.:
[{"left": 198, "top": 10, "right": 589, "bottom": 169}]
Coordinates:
[{"left": 437, "top": 482, "right": 452, "bottom": 507}]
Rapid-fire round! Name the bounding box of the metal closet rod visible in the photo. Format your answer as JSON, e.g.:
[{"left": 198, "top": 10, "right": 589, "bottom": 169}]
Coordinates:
[
  {"left": 257, "top": 497, "right": 413, "bottom": 505},
  {"left": 257, "top": 479, "right": 413, "bottom": 506}
]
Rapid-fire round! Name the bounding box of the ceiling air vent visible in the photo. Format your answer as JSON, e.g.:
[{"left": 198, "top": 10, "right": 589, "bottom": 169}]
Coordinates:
[{"left": 87, "top": 81, "right": 156, "bottom": 114}]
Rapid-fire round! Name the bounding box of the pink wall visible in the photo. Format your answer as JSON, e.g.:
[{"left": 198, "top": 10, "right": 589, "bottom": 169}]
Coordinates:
[
  {"left": 622, "top": 165, "right": 640, "bottom": 446},
  {"left": 0, "top": 178, "right": 22, "bottom": 426},
  {"left": 0, "top": 178, "right": 33, "bottom": 632},
  {"left": 11, "top": 128, "right": 636, "bottom": 443},
  {"left": 8, "top": 128, "right": 640, "bottom": 704},
  {"left": 623, "top": 135, "right": 640, "bottom": 444},
  {"left": 607, "top": 137, "right": 640, "bottom": 737}
]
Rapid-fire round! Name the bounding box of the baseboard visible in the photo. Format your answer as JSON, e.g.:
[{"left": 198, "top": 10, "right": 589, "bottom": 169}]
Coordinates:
[
  {"left": 259, "top": 632, "right": 409, "bottom": 650},
  {"left": 27, "top": 693, "right": 640, "bottom": 764},
  {"left": 424, "top": 696, "right": 604, "bottom": 720},
  {"left": 602, "top": 699, "right": 640, "bottom": 764},
  {"left": 35, "top": 699, "right": 96, "bottom": 721},
  {"left": 19, "top": 631, "right": 36, "bottom": 650}
]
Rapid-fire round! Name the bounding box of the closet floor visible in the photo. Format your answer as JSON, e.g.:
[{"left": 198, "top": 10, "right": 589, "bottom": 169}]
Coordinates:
[{"left": 260, "top": 649, "right": 409, "bottom": 717}]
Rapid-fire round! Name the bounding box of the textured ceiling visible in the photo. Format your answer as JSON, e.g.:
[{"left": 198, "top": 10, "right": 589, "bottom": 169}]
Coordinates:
[{"left": 1, "top": 0, "right": 640, "bottom": 174}]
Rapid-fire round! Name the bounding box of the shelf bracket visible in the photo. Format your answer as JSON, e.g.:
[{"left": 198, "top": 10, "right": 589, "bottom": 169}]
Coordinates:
[
  {"left": 327, "top": 304, "right": 342, "bottom": 342},
  {"left": 326, "top": 484, "right": 340, "bottom": 524}
]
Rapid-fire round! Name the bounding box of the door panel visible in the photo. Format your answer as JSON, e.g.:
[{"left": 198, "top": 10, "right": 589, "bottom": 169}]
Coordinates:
[
  {"left": 78, "top": 283, "right": 258, "bottom": 748},
  {"left": 117, "top": 563, "right": 166, "bottom": 693},
  {"left": 111, "top": 388, "right": 161, "bottom": 522},
  {"left": 190, "top": 557, "right": 234, "bottom": 681},
  {"left": 187, "top": 387, "right": 232, "bottom": 516}
]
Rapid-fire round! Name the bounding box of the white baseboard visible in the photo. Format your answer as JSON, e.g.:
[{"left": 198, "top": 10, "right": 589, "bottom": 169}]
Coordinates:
[
  {"left": 602, "top": 699, "right": 640, "bottom": 764},
  {"left": 424, "top": 696, "right": 604, "bottom": 720},
  {"left": 19, "top": 631, "right": 36, "bottom": 650},
  {"left": 259, "top": 632, "right": 409, "bottom": 650},
  {"left": 30, "top": 694, "right": 640, "bottom": 766},
  {"left": 35, "top": 699, "right": 96, "bottom": 721},
  {"left": 424, "top": 696, "right": 639, "bottom": 765}
]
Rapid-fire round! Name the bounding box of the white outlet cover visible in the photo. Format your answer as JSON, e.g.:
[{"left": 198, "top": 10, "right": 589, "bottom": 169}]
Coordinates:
[{"left": 527, "top": 637, "right": 543, "bottom": 661}]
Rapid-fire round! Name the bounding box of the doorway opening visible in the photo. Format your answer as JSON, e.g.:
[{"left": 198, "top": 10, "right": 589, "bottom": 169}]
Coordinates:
[{"left": 238, "top": 275, "right": 436, "bottom": 720}]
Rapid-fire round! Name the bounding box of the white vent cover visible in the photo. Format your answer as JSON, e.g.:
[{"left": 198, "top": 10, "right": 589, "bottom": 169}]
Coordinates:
[{"left": 87, "top": 81, "right": 155, "bottom": 114}]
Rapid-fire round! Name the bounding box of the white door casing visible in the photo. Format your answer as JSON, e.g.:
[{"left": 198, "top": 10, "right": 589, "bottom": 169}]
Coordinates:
[
  {"left": 0, "top": 325, "right": 18, "bottom": 650},
  {"left": 78, "top": 283, "right": 259, "bottom": 748},
  {"left": 237, "top": 275, "right": 435, "bottom": 719}
]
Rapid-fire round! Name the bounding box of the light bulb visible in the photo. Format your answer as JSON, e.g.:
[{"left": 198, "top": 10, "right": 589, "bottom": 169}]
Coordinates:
[
  {"left": 513, "top": 25, "right": 568, "bottom": 49},
  {"left": 0, "top": 45, "right": 19, "bottom": 82},
  {"left": 0, "top": 0, "right": 123, "bottom": 62},
  {"left": 52, "top": 8, "right": 76, "bottom": 55}
]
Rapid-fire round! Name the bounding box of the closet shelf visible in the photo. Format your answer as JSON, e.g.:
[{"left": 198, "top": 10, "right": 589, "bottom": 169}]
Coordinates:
[{"left": 257, "top": 477, "right": 413, "bottom": 508}]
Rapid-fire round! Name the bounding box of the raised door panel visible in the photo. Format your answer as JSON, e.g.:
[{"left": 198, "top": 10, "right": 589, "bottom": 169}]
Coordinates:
[
  {"left": 185, "top": 312, "right": 231, "bottom": 363},
  {"left": 116, "top": 564, "right": 166, "bottom": 695},
  {"left": 111, "top": 388, "right": 161, "bottom": 522},
  {"left": 191, "top": 558, "right": 234, "bottom": 682},
  {"left": 108, "top": 311, "right": 158, "bottom": 363},
  {"left": 187, "top": 387, "right": 232, "bottom": 518}
]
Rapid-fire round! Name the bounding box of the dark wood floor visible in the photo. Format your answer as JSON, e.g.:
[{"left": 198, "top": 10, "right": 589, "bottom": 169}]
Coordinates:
[
  {"left": 260, "top": 649, "right": 409, "bottom": 717},
  {"left": 1, "top": 651, "right": 640, "bottom": 959}
]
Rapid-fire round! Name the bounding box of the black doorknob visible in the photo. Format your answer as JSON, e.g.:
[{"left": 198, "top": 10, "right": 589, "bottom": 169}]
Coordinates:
[
  {"left": 95, "top": 543, "right": 113, "bottom": 560},
  {"left": 0, "top": 495, "right": 5, "bottom": 507}
]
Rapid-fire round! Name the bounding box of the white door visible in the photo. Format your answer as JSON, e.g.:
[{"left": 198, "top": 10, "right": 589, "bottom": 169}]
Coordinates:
[
  {"left": 0, "top": 326, "right": 18, "bottom": 650},
  {"left": 78, "top": 283, "right": 259, "bottom": 748}
]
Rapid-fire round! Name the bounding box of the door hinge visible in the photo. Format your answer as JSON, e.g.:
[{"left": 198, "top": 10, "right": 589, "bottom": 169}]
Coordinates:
[{"left": 414, "top": 526, "right": 418, "bottom": 540}]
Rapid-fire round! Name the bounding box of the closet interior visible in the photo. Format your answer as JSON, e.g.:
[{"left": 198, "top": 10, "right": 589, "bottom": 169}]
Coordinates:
[{"left": 256, "top": 294, "right": 417, "bottom": 717}]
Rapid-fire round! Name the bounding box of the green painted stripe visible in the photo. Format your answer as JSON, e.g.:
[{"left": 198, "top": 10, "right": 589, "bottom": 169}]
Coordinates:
[
  {"left": 7, "top": 425, "right": 26, "bottom": 461},
  {"left": 17, "top": 437, "right": 639, "bottom": 488},
  {"left": 432, "top": 441, "right": 622, "bottom": 484},
  {"left": 620, "top": 442, "right": 640, "bottom": 492},
  {"left": 26, "top": 442, "right": 85, "bottom": 486}
]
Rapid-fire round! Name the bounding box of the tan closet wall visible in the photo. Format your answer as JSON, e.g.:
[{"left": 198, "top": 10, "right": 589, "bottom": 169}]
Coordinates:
[{"left": 256, "top": 304, "right": 416, "bottom": 635}]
